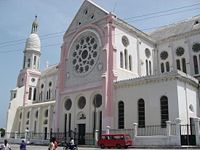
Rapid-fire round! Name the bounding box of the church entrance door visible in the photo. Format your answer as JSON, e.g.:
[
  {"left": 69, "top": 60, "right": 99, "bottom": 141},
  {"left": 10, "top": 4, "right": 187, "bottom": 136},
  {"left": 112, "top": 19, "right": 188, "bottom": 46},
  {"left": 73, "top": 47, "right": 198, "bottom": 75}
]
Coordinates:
[{"left": 78, "top": 124, "right": 85, "bottom": 145}]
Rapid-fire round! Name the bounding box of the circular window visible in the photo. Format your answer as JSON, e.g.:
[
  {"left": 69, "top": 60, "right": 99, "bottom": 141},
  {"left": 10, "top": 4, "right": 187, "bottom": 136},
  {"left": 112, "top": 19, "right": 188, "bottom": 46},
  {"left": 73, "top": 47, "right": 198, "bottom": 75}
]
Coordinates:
[
  {"left": 71, "top": 31, "right": 100, "bottom": 75},
  {"left": 189, "top": 104, "right": 194, "bottom": 112},
  {"left": 122, "top": 36, "right": 129, "bottom": 47},
  {"left": 41, "top": 84, "right": 44, "bottom": 89},
  {"left": 176, "top": 47, "right": 185, "bottom": 56},
  {"left": 78, "top": 96, "right": 86, "bottom": 109},
  {"left": 93, "top": 94, "right": 102, "bottom": 108},
  {"left": 192, "top": 43, "right": 200, "bottom": 53},
  {"left": 31, "top": 78, "right": 35, "bottom": 82},
  {"left": 65, "top": 99, "right": 72, "bottom": 111},
  {"left": 49, "top": 82, "right": 52, "bottom": 87},
  {"left": 35, "top": 111, "right": 38, "bottom": 118},
  {"left": 145, "top": 48, "right": 151, "bottom": 58},
  {"left": 44, "top": 109, "right": 48, "bottom": 117},
  {"left": 160, "top": 51, "right": 168, "bottom": 60}
]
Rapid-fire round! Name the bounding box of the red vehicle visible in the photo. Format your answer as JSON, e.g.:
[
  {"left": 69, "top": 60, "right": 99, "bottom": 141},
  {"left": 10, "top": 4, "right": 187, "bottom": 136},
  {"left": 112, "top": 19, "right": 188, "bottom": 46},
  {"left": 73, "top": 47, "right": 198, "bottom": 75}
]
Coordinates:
[{"left": 97, "top": 133, "right": 133, "bottom": 149}]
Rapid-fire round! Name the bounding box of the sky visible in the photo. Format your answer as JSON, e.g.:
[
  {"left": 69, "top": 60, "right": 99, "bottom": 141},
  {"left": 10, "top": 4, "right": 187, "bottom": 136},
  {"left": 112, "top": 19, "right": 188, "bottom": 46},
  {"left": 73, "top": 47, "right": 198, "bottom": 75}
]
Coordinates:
[{"left": 0, "top": 0, "right": 200, "bottom": 128}]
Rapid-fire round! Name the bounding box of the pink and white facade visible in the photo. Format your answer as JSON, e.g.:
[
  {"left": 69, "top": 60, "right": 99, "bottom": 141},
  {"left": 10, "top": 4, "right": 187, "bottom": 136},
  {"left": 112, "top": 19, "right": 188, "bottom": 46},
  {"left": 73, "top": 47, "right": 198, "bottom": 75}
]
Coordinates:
[{"left": 6, "top": 0, "right": 200, "bottom": 145}]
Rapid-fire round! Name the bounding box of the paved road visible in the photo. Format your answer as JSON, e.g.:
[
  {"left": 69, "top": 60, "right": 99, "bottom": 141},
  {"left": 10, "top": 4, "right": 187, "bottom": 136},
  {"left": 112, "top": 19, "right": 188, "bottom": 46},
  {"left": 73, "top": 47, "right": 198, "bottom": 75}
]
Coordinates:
[{"left": 8, "top": 144, "right": 199, "bottom": 150}]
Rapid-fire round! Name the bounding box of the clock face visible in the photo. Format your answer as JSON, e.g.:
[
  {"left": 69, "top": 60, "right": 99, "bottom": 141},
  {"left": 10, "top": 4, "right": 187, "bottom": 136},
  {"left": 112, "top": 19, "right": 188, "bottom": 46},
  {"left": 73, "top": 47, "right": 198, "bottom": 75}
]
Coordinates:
[{"left": 70, "top": 31, "right": 100, "bottom": 76}]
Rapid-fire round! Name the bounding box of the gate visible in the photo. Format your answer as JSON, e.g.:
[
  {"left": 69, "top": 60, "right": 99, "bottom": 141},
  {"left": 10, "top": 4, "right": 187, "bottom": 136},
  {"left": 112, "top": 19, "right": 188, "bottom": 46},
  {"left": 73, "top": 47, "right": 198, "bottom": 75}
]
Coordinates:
[{"left": 180, "top": 124, "right": 196, "bottom": 145}]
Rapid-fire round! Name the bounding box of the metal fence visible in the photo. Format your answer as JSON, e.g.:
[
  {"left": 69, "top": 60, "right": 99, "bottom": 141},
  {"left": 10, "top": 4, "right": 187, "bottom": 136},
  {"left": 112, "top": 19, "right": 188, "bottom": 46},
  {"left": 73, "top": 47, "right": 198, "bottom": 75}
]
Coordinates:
[
  {"left": 137, "top": 124, "right": 176, "bottom": 136},
  {"left": 170, "top": 123, "right": 177, "bottom": 135},
  {"left": 3, "top": 124, "right": 178, "bottom": 145}
]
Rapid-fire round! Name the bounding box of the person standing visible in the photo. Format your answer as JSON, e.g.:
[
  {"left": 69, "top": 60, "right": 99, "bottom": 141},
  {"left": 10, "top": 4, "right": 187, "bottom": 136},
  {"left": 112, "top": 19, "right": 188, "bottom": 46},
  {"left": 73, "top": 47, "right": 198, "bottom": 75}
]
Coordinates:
[
  {"left": 48, "top": 138, "right": 55, "bottom": 150},
  {"left": 52, "top": 137, "right": 57, "bottom": 150},
  {"left": 0, "top": 139, "right": 11, "bottom": 150},
  {"left": 20, "top": 140, "right": 26, "bottom": 150}
]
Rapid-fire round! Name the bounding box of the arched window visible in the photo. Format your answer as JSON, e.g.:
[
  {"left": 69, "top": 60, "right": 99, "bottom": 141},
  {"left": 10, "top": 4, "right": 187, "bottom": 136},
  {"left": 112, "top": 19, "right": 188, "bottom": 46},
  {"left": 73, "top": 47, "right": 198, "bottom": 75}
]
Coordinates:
[
  {"left": 23, "top": 56, "right": 26, "bottom": 69},
  {"left": 182, "top": 58, "right": 187, "bottom": 73},
  {"left": 193, "top": 55, "right": 199, "bottom": 74},
  {"left": 44, "top": 109, "right": 48, "bottom": 118},
  {"left": 48, "top": 89, "right": 51, "bottom": 99},
  {"left": 176, "top": 47, "right": 186, "bottom": 73},
  {"left": 124, "top": 49, "right": 128, "bottom": 69},
  {"left": 160, "top": 96, "right": 169, "bottom": 128},
  {"left": 160, "top": 51, "right": 169, "bottom": 73},
  {"left": 129, "top": 55, "right": 132, "bottom": 71},
  {"left": 34, "top": 56, "right": 37, "bottom": 66},
  {"left": 46, "top": 91, "right": 49, "bottom": 100},
  {"left": 138, "top": 99, "right": 145, "bottom": 128},
  {"left": 192, "top": 43, "right": 200, "bottom": 74},
  {"left": 33, "top": 88, "right": 36, "bottom": 101},
  {"left": 118, "top": 101, "right": 124, "bottom": 129},
  {"left": 28, "top": 58, "right": 31, "bottom": 67},
  {"left": 120, "top": 52, "right": 123, "bottom": 68},
  {"left": 28, "top": 87, "right": 32, "bottom": 100},
  {"left": 166, "top": 62, "right": 170, "bottom": 72},
  {"left": 149, "top": 61, "right": 152, "bottom": 75},
  {"left": 161, "top": 63, "right": 164, "bottom": 73},
  {"left": 176, "top": 59, "right": 181, "bottom": 70},
  {"left": 39, "top": 91, "right": 43, "bottom": 101},
  {"left": 146, "top": 60, "right": 148, "bottom": 75}
]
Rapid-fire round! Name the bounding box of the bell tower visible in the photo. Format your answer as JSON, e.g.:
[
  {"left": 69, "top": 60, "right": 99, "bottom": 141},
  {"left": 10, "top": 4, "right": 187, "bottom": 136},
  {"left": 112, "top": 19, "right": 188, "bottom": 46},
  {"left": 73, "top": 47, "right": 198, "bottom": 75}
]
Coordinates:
[
  {"left": 17, "top": 16, "right": 41, "bottom": 106},
  {"left": 22, "top": 16, "right": 41, "bottom": 70}
]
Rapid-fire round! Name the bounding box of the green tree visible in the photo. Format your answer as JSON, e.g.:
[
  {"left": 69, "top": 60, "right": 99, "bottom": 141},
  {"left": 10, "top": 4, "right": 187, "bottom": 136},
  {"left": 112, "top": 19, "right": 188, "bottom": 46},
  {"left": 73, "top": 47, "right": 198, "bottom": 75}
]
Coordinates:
[{"left": 0, "top": 128, "right": 5, "bottom": 137}]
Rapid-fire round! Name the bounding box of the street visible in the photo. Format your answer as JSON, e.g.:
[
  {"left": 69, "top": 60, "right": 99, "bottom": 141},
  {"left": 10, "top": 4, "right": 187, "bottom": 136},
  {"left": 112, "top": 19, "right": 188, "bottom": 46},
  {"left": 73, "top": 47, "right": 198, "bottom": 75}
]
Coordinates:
[{"left": 8, "top": 144, "right": 199, "bottom": 150}]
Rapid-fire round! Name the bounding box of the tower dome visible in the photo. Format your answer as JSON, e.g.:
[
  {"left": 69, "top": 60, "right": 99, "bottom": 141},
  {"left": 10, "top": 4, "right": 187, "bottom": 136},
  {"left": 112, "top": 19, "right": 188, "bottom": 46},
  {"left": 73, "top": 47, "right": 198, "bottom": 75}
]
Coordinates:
[
  {"left": 25, "top": 16, "right": 41, "bottom": 52},
  {"left": 25, "top": 33, "right": 41, "bottom": 52}
]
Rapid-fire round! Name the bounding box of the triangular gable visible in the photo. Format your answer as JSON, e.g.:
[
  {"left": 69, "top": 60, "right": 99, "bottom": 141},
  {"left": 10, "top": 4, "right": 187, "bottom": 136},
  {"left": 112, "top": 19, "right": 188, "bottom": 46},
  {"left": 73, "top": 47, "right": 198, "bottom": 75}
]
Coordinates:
[{"left": 66, "top": 0, "right": 109, "bottom": 33}]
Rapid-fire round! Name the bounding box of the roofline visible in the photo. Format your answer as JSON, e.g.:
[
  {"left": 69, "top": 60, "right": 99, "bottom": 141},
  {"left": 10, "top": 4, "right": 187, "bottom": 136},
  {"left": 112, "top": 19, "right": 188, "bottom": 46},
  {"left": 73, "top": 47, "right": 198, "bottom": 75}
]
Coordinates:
[
  {"left": 114, "top": 17, "right": 156, "bottom": 45},
  {"left": 86, "top": 0, "right": 109, "bottom": 14},
  {"left": 115, "top": 70, "right": 199, "bottom": 88},
  {"left": 65, "top": 0, "right": 109, "bottom": 34}
]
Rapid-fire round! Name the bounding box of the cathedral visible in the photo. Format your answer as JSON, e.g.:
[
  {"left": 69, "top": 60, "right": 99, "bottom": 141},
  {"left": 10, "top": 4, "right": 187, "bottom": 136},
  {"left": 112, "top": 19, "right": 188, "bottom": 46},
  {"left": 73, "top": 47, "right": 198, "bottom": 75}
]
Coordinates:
[{"left": 6, "top": 0, "right": 200, "bottom": 145}]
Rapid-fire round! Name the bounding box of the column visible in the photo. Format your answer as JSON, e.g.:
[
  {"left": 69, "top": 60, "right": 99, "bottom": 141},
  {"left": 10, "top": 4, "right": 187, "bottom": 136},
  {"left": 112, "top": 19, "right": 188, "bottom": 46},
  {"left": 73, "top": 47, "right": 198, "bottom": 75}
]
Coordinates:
[
  {"left": 166, "top": 121, "right": 171, "bottom": 136},
  {"left": 133, "top": 123, "right": 138, "bottom": 138},
  {"left": 175, "top": 118, "right": 181, "bottom": 136},
  {"left": 95, "top": 130, "right": 99, "bottom": 146},
  {"left": 106, "top": 126, "right": 110, "bottom": 134},
  {"left": 194, "top": 117, "right": 200, "bottom": 146}
]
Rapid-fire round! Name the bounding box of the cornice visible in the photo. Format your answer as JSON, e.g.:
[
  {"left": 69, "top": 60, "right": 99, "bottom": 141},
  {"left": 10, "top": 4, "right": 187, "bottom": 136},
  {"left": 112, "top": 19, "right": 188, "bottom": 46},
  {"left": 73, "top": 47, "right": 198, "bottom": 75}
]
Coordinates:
[
  {"left": 114, "top": 70, "right": 199, "bottom": 89},
  {"left": 156, "top": 28, "right": 200, "bottom": 44},
  {"left": 18, "top": 101, "right": 55, "bottom": 110}
]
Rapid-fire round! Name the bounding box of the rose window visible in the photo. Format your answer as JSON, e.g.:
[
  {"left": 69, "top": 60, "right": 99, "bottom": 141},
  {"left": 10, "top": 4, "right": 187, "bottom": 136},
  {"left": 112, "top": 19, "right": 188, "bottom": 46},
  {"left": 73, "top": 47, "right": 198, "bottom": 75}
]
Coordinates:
[
  {"left": 176, "top": 47, "right": 185, "bottom": 56},
  {"left": 71, "top": 32, "right": 99, "bottom": 75},
  {"left": 160, "top": 51, "right": 168, "bottom": 60},
  {"left": 192, "top": 43, "right": 200, "bottom": 53},
  {"left": 145, "top": 48, "right": 151, "bottom": 58}
]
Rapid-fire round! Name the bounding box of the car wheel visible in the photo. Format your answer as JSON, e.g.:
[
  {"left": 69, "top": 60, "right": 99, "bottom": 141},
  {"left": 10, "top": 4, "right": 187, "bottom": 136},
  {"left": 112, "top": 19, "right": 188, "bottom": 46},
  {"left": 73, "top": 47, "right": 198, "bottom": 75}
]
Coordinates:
[
  {"left": 100, "top": 144, "right": 105, "bottom": 149},
  {"left": 116, "top": 144, "right": 121, "bottom": 149},
  {"left": 124, "top": 145, "right": 128, "bottom": 149}
]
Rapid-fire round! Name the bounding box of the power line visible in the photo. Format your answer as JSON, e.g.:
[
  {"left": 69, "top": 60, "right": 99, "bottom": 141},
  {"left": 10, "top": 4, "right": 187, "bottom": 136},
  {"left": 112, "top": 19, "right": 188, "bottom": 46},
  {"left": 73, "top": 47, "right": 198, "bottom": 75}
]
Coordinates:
[
  {"left": 1, "top": 1, "right": 200, "bottom": 47},
  {"left": 0, "top": 2, "right": 200, "bottom": 52},
  {"left": 128, "top": 7, "right": 200, "bottom": 23},
  {"left": 123, "top": 2, "right": 200, "bottom": 21},
  {"left": 0, "top": 31, "right": 65, "bottom": 46}
]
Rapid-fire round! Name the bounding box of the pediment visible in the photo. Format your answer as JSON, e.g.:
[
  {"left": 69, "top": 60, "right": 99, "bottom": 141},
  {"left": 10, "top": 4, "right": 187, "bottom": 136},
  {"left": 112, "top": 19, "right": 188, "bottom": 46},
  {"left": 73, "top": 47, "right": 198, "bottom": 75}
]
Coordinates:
[{"left": 66, "top": 0, "right": 109, "bottom": 33}]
